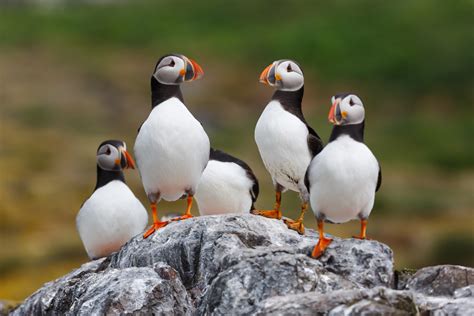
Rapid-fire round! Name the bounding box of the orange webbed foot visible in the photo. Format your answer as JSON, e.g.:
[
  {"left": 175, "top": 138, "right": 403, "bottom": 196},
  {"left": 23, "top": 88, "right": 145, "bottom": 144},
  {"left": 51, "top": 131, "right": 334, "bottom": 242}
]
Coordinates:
[
  {"left": 352, "top": 235, "right": 371, "bottom": 240},
  {"left": 143, "top": 221, "right": 168, "bottom": 239},
  {"left": 311, "top": 236, "right": 333, "bottom": 258},
  {"left": 283, "top": 218, "right": 305, "bottom": 235},
  {"left": 171, "top": 214, "right": 193, "bottom": 222},
  {"left": 251, "top": 209, "right": 282, "bottom": 219}
]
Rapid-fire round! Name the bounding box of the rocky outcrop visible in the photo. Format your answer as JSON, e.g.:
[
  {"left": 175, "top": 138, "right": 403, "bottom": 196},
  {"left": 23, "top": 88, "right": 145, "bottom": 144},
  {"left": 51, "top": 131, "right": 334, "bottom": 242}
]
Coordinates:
[{"left": 11, "top": 215, "right": 474, "bottom": 315}]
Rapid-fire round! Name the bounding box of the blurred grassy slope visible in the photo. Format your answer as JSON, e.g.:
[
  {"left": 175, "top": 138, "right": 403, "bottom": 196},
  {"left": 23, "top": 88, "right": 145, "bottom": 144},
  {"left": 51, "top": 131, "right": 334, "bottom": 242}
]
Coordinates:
[{"left": 1, "top": 0, "right": 473, "bottom": 300}]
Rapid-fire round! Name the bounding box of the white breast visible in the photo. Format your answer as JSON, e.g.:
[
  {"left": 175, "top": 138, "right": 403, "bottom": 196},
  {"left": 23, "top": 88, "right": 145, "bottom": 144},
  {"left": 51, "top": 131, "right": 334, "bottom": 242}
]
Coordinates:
[
  {"left": 76, "top": 181, "right": 148, "bottom": 259},
  {"left": 134, "top": 98, "right": 210, "bottom": 201},
  {"left": 194, "top": 160, "right": 253, "bottom": 215},
  {"left": 254, "top": 101, "right": 312, "bottom": 192},
  {"left": 307, "top": 135, "right": 379, "bottom": 223}
]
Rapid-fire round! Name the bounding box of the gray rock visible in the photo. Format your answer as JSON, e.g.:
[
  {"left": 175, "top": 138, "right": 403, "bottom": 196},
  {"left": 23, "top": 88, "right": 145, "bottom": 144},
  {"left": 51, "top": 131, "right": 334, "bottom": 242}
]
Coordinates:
[
  {"left": 255, "top": 287, "right": 418, "bottom": 315},
  {"left": 405, "top": 265, "right": 474, "bottom": 296},
  {"left": 11, "top": 261, "right": 192, "bottom": 315},
  {"left": 454, "top": 285, "right": 474, "bottom": 298},
  {"left": 413, "top": 293, "right": 474, "bottom": 315},
  {"left": 109, "top": 214, "right": 394, "bottom": 295},
  {"left": 199, "top": 252, "right": 358, "bottom": 315},
  {"left": 11, "top": 215, "right": 474, "bottom": 315}
]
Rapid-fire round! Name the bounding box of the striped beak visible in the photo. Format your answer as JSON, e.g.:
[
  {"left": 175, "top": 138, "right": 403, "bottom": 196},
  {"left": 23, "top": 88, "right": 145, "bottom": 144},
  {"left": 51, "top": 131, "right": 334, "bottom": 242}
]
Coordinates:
[
  {"left": 120, "top": 149, "right": 136, "bottom": 169},
  {"left": 259, "top": 62, "right": 278, "bottom": 86},
  {"left": 328, "top": 98, "right": 343, "bottom": 125},
  {"left": 182, "top": 57, "right": 204, "bottom": 82}
]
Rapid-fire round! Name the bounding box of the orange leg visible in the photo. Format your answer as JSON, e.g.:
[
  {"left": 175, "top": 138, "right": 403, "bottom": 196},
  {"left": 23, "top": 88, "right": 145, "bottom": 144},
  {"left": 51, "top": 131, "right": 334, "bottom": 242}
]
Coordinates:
[
  {"left": 311, "top": 219, "right": 333, "bottom": 258},
  {"left": 353, "top": 219, "right": 369, "bottom": 239},
  {"left": 284, "top": 202, "right": 308, "bottom": 235},
  {"left": 143, "top": 202, "right": 169, "bottom": 238},
  {"left": 171, "top": 195, "right": 194, "bottom": 221},
  {"left": 251, "top": 191, "right": 282, "bottom": 219}
]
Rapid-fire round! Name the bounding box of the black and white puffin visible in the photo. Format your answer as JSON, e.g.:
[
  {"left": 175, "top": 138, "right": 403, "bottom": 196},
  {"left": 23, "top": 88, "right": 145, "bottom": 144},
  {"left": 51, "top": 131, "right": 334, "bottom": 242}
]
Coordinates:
[
  {"left": 76, "top": 140, "right": 148, "bottom": 259},
  {"left": 253, "top": 59, "right": 323, "bottom": 234},
  {"left": 134, "top": 54, "right": 210, "bottom": 238},
  {"left": 194, "top": 148, "right": 259, "bottom": 215},
  {"left": 305, "top": 93, "right": 382, "bottom": 258}
]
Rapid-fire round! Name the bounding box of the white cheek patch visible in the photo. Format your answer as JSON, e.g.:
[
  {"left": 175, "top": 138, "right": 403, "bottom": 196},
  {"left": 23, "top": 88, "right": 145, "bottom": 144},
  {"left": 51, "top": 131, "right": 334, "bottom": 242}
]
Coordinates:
[
  {"left": 97, "top": 146, "right": 120, "bottom": 171},
  {"left": 344, "top": 103, "right": 365, "bottom": 125},
  {"left": 280, "top": 71, "right": 304, "bottom": 91},
  {"left": 155, "top": 68, "right": 180, "bottom": 85},
  {"left": 154, "top": 57, "right": 185, "bottom": 85}
]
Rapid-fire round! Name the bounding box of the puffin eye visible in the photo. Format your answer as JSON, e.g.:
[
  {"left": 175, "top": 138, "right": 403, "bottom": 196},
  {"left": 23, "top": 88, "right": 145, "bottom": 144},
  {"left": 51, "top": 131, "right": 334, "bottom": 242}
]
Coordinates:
[
  {"left": 169, "top": 59, "right": 175, "bottom": 67},
  {"left": 105, "top": 147, "right": 111, "bottom": 155},
  {"left": 349, "top": 98, "right": 355, "bottom": 106},
  {"left": 287, "top": 63, "right": 292, "bottom": 72}
]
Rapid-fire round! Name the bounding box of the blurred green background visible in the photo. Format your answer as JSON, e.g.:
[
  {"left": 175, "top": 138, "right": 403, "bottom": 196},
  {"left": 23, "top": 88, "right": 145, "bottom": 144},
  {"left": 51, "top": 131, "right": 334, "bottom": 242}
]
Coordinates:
[{"left": 1, "top": 0, "right": 473, "bottom": 301}]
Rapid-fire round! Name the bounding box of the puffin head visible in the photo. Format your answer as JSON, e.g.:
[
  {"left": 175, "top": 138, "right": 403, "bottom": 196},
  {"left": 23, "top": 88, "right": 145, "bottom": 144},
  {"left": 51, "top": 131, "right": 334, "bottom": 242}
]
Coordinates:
[
  {"left": 259, "top": 59, "right": 304, "bottom": 91},
  {"left": 96, "top": 140, "right": 135, "bottom": 171},
  {"left": 152, "top": 54, "right": 204, "bottom": 85},
  {"left": 328, "top": 93, "right": 365, "bottom": 126}
]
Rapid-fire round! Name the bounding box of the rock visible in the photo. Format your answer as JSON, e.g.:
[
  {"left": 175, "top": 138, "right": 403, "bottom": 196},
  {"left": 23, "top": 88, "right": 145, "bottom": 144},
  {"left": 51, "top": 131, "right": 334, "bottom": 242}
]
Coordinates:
[
  {"left": 404, "top": 265, "right": 474, "bottom": 296},
  {"left": 404, "top": 266, "right": 474, "bottom": 315},
  {"left": 254, "top": 287, "right": 418, "bottom": 315},
  {"left": 394, "top": 268, "right": 417, "bottom": 290},
  {"left": 455, "top": 285, "right": 474, "bottom": 298},
  {"left": 412, "top": 293, "right": 474, "bottom": 315},
  {"left": 11, "top": 261, "right": 192, "bottom": 315},
  {"left": 198, "top": 253, "right": 357, "bottom": 315},
  {"left": 11, "top": 215, "right": 474, "bottom": 315}
]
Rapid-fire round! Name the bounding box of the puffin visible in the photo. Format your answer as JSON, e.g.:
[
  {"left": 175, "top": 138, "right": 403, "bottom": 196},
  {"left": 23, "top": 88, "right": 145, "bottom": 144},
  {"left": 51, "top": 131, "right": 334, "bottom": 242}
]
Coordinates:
[
  {"left": 134, "top": 54, "right": 210, "bottom": 238},
  {"left": 194, "top": 148, "right": 259, "bottom": 215},
  {"left": 76, "top": 140, "right": 148, "bottom": 260},
  {"left": 253, "top": 59, "right": 323, "bottom": 234},
  {"left": 305, "top": 93, "right": 382, "bottom": 258}
]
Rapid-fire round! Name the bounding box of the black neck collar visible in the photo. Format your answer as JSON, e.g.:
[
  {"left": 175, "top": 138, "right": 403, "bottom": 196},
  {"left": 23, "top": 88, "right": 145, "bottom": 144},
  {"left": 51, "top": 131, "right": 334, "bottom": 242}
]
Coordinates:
[
  {"left": 329, "top": 121, "right": 365, "bottom": 143},
  {"left": 272, "top": 86, "right": 304, "bottom": 108},
  {"left": 151, "top": 77, "right": 184, "bottom": 108},
  {"left": 94, "top": 166, "right": 125, "bottom": 191}
]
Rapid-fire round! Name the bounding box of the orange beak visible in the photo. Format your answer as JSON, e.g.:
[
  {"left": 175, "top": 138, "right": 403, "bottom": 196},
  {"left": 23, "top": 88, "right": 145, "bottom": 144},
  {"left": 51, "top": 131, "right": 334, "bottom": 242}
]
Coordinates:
[
  {"left": 328, "top": 99, "right": 339, "bottom": 124},
  {"left": 189, "top": 58, "right": 204, "bottom": 80},
  {"left": 123, "top": 150, "right": 136, "bottom": 169},
  {"left": 259, "top": 63, "right": 273, "bottom": 84}
]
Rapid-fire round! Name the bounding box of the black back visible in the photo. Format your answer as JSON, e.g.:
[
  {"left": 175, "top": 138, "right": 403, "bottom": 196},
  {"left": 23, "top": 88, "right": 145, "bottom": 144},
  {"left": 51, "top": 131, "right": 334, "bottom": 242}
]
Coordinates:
[
  {"left": 272, "top": 86, "right": 324, "bottom": 158},
  {"left": 210, "top": 148, "right": 259, "bottom": 209}
]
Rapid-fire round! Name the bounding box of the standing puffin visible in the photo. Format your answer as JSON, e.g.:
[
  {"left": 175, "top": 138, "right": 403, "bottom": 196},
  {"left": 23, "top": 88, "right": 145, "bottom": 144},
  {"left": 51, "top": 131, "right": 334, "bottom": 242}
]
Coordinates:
[
  {"left": 194, "top": 148, "right": 259, "bottom": 215},
  {"left": 76, "top": 140, "right": 148, "bottom": 260},
  {"left": 134, "top": 54, "right": 210, "bottom": 238},
  {"left": 306, "top": 93, "right": 382, "bottom": 258},
  {"left": 253, "top": 59, "right": 323, "bottom": 234}
]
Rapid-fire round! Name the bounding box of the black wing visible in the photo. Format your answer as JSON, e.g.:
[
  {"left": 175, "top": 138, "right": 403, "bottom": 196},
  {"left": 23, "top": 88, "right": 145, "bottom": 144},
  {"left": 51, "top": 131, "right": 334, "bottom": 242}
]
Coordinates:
[
  {"left": 376, "top": 163, "right": 382, "bottom": 192},
  {"left": 304, "top": 165, "right": 311, "bottom": 194},
  {"left": 306, "top": 125, "right": 324, "bottom": 158},
  {"left": 210, "top": 148, "right": 259, "bottom": 202},
  {"left": 137, "top": 122, "right": 144, "bottom": 133}
]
